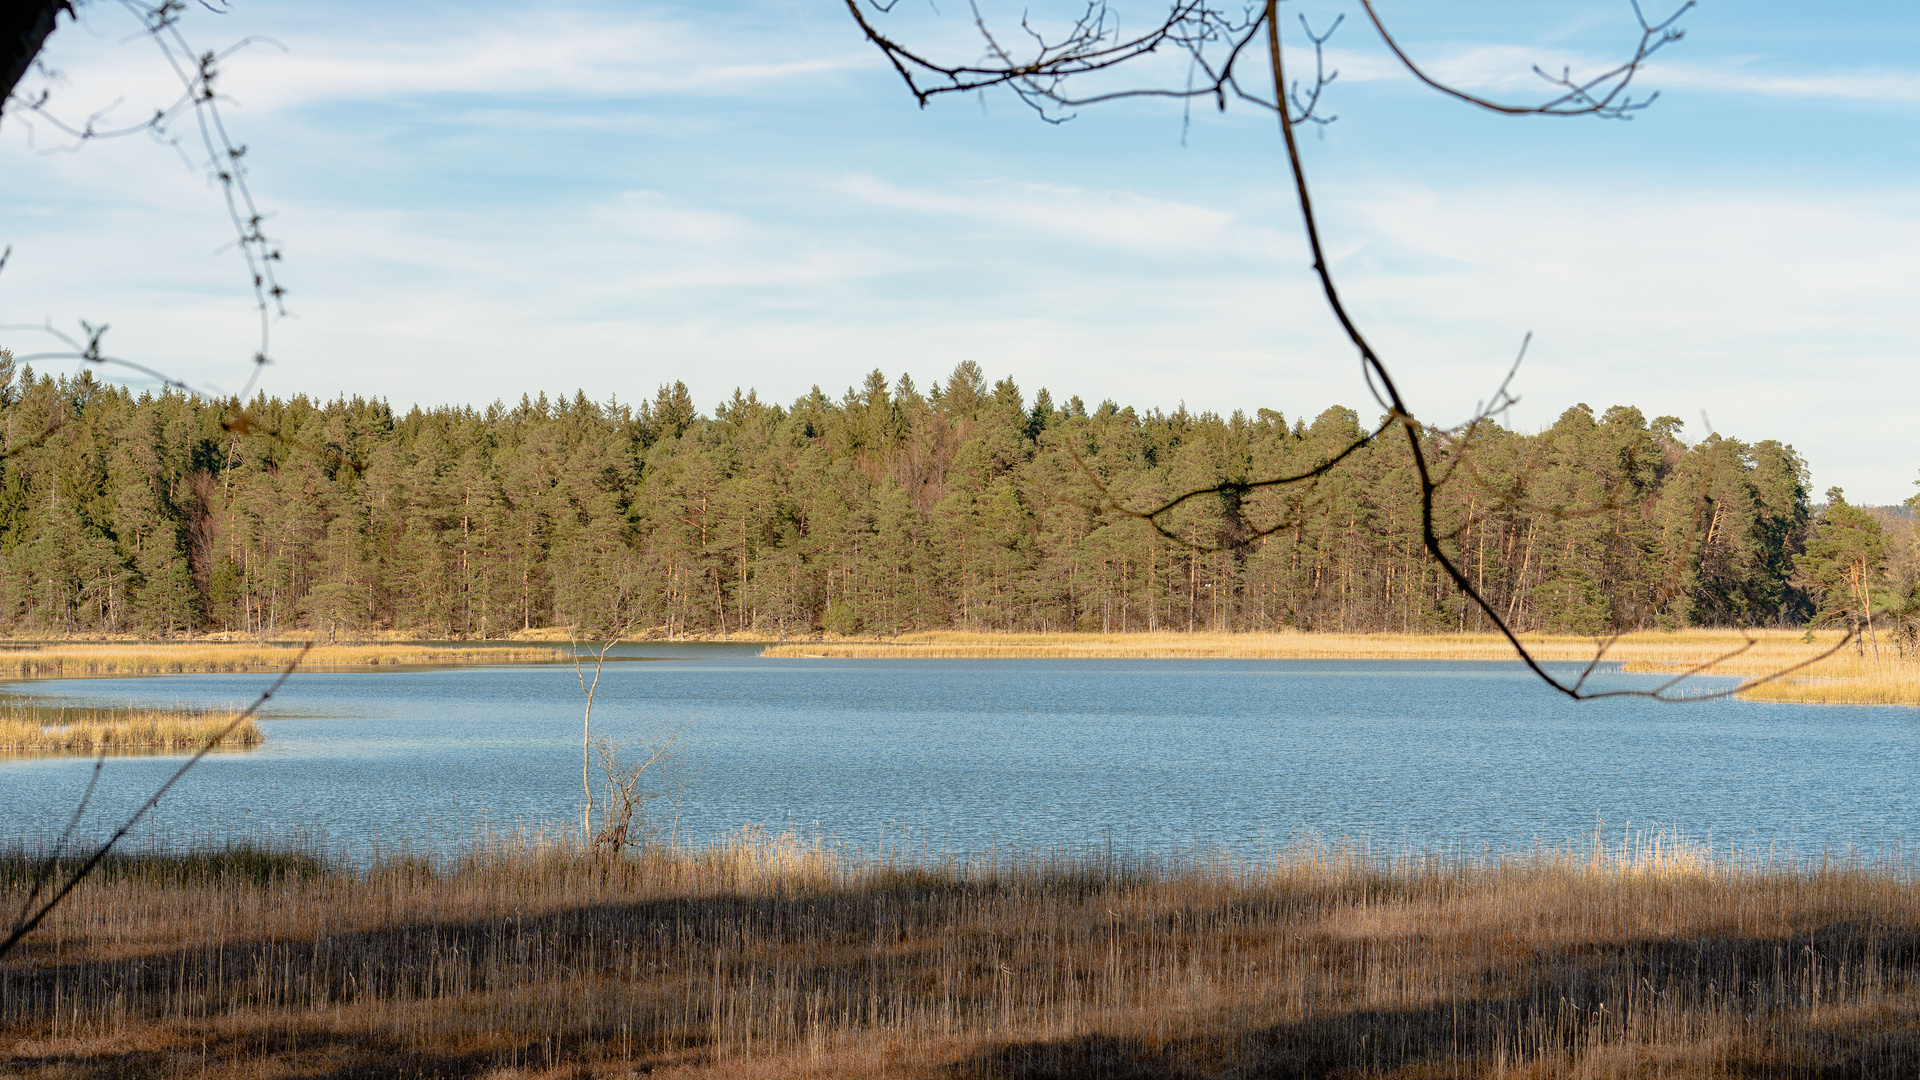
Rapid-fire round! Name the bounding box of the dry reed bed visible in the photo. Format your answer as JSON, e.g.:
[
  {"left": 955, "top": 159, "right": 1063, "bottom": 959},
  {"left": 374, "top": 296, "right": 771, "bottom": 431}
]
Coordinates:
[
  {"left": 0, "top": 643, "right": 570, "bottom": 680},
  {"left": 1623, "top": 650, "right": 1920, "bottom": 706},
  {"left": 759, "top": 629, "right": 1829, "bottom": 663},
  {"left": 6, "top": 831, "right": 1920, "bottom": 1078},
  {"left": 765, "top": 631, "right": 1920, "bottom": 706},
  {"left": 0, "top": 704, "right": 259, "bottom": 756}
]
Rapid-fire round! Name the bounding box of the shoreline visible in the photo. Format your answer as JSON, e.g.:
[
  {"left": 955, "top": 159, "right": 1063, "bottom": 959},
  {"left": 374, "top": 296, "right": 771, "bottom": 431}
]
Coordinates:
[
  {"left": 756, "top": 627, "right": 1827, "bottom": 660},
  {"left": 755, "top": 629, "right": 1917, "bottom": 706},
  {"left": 0, "top": 642, "right": 572, "bottom": 682},
  {"left": 0, "top": 632, "right": 1906, "bottom": 705}
]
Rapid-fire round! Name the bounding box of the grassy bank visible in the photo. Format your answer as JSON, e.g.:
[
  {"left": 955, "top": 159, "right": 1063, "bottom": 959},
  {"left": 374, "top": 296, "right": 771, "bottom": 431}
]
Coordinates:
[
  {"left": 0, "top": 704, "right": 259, "bottom": 756},
  {"left": 0, "top": 642, "right": 570, "bottom": 681},
  {"left": 1623, "top": 649, "right": 1920, "bottom": 706},
  {"left": 6, "top": 831, "right": 1920, "bottom": 1078},
  {"left": 763, "top": 630, "right": 1920, "bottom": 705},
  {"left": 758, "top": 628, "right": 1831, "bottom": 662}
]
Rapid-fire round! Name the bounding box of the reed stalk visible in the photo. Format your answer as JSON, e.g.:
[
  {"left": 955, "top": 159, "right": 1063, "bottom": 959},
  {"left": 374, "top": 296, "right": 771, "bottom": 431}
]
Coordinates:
[{"left": 5, "top": 828, "right": 1918, "bottom": 1077}]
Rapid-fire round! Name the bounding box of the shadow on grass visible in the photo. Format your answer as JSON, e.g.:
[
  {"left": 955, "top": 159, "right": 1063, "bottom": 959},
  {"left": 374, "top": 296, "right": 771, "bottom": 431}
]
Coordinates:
[
  {"left": 6, "top": 1033, "right": 561, "bottom": 1080},
  {"left": 9, "top": 853, "right": 1920, "bottom": 1077},
  {"left": 956, "top": 1006, "right": 1920, "bottom": 1080}
]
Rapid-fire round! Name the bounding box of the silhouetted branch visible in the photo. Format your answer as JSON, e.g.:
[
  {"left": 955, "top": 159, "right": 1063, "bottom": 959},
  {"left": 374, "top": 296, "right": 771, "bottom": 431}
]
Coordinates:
[
  {"left": 840, "top": 0, "right": 1844, "bottom": 703},
  {"left": 0, "top": 641, "right": 312, "bottom": 961},
  {"left": 844, "top": 0, "right": 1338, "bottom": 125},
  {"left": 2, "top": 0, "right": 287, "bottom": 406},
  {"left": 9, "top": 749, "right": 105, "bottom": 946},
  {"left": 1061, "top": 413, "right": 1396, "bottom": 552},
  {"left": 1357, "top": 0, "right": 1693, "bottom": 120}
]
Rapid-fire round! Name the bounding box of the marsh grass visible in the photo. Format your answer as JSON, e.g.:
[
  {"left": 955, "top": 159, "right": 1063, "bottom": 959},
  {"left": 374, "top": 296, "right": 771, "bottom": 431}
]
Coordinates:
[
  {"left": 0, "top": 704, "right": 260, "bottom": 756},
  {"left": 1735, "top": 658, "right": 1920, "bottom": 705},
  {"left": 758, "top": 628, "right": 1828, "bottom": 662},
  {"left": 0, "top": 643, "right": 568, "bottom": 680},
  {"left": 6, "top": 828, "right": 1919, "bottom": 1078},
  {"left": 1616, "top": 639, "right": 1920, "bottom": 706},
  {"left": 765, "top": 631, "right": 1920, "bottom": 706}
]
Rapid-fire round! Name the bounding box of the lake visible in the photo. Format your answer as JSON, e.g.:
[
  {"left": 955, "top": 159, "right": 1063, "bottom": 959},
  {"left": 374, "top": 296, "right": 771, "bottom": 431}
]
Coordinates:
[{"left": 2, "top": 644, "right": 1914, "bottom": 860}]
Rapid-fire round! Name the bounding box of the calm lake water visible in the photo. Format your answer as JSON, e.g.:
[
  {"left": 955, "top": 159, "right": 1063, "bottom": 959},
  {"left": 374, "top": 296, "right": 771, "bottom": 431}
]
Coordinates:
[{"left": 2, "top": 644, "right": 1915, "bottom": 859}]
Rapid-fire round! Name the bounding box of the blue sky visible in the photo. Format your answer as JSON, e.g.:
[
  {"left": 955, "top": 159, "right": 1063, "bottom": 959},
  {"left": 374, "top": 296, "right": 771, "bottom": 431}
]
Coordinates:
[{"left": 2, "top": 0, "right": 1916, "bottom": 502}]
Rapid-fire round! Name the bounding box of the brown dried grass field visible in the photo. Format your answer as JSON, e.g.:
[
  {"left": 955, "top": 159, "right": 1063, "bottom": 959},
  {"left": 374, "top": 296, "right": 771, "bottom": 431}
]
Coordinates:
[
  {"left": 762, "top": 630, "right": 1920, "bottom": 706},
  {"left": 0, "top": 704, "right": 259, "bottom": 756},
  {"left": 6, "top": 831, "right": 1920, "bottom": 1078}
]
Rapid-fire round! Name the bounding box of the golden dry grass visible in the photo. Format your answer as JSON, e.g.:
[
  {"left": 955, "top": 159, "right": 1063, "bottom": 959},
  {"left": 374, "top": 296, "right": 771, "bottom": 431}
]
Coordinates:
[
  {"left": 0, "top": 704, "right": 259, "bottom": 756},
  {"left": 1614, "top": 636, "right": 1920, "bottom": 706},
  {"left": 763, "top": 630, "right": 1920, "bottom": 706},
  {"left": 0, "top": 642, "right": 570, "bottom": 680},
  {"left": 6, "top": 830, "right": 1920, "bottom": 1078},
  {"left": 757, "top": 628, "right": 1820, "bottom": 662},
  {"left": 1735, "top": 657, "right": 1920, "bottom": 705}
]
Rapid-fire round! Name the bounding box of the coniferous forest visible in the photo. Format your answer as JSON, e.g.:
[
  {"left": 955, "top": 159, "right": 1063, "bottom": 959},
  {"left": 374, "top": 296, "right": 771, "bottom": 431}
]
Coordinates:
[{"left": 1, "top": 350, "right": 1911, "bottom": 641}]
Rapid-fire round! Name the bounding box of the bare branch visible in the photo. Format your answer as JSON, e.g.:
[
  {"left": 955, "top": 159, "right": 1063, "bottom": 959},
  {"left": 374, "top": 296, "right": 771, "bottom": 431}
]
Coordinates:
[
  {"left": 1061, "top": 413, "right": 1396, "bottom": 553},
  {"left": 844, "top": 0, "right": 1339, "bottom": 126},
  {"left": 0, "top": 642, "right": 311, "bottom": 961},
  {"left": 2, "top": 1, "right": 288, "bottom": 402},
  {"left": 1356, "top": 0, "right": 1693, "bottom": 120},
  {"left": 842, "top": 1, "right": 1814, "bottom": 704}
]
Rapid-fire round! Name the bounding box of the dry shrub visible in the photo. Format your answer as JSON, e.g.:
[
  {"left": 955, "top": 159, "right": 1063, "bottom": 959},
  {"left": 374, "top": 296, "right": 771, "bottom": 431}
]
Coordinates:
[
  {"left": 587, "top": 734, "right": 679, "bottom": 859},
  {"left": 1620, "top": 638, "right": 1920, "bottom": 706},
  {"left": 1722, "top": 653, "right": 1920, "bottom": 706}
]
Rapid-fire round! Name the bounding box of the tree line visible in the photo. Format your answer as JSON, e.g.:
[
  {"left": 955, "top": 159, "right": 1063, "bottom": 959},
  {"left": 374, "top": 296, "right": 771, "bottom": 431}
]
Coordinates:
[{"left": 0, "top": 350, "right": 1913, "bottom": 642}]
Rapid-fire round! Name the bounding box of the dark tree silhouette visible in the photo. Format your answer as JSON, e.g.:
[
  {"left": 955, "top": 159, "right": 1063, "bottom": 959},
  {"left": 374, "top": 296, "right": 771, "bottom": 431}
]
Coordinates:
[{"left": 1, "top": 2, "right": 67, "bottom": 102}]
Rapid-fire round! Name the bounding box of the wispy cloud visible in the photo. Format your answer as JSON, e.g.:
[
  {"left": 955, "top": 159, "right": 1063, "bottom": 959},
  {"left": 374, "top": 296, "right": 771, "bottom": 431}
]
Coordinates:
[
  {"left": 1319, "top": 40, "right": 1920, "bottom": 107},
  {"left": 29, "top": 5, "right": 868, "bottom": 116},
  {"left": 1647, "top": 62, "right": 1920, "bottom": 105},
  {"left": 6, "top": 0, "right": 1917, "bottom": 500},
  {"left": 225, "top": 25, "right": 869, "bottom": 108},
  {"left": 832, "top": 175, "right": 1277, "bottom": 258}
]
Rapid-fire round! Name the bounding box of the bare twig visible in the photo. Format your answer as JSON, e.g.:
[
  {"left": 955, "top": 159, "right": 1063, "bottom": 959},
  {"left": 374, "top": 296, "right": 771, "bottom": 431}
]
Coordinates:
[
  {"left": 0, "top": 640, "right": 311, "bottom": 960},
  {"left": 1356, "top": 0, "right": 1693, "bottom": 120},
  {"left": 590, "top": 733, "right": 677, "bottom": 856},
  {"left": 2, "top": 0, "right": 287, "bottom": 405},
  {"left": 9, "top": 747, "right": 105, "bottom": 942},
  {"left": 572, "top": 633, "right": 622, "bottom": 843},
  {"left": 840, "top": 0, "right": 1832, "bottom": 702}
]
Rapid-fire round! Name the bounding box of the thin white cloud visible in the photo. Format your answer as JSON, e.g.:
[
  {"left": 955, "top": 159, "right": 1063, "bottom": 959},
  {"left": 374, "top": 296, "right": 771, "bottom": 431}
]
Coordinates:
[
  {"left": 7, "top": 1, "right": 1917, "bottom": 502},
  {"left": 832, "top": 175, "right": 1273, "bottom": 257},
  {"left": 1310, "top": 35, "right": 1920, "bottom": 108},
  {"left": 6, "top": 168, "right": 1916, "bottom": 498},
  {"left": 1648, "top": 63, "right": 1920, "bottom": 105},
  {"left": 220, "top": 27, "right": 868, "bottom": 108},
  {"left": 20, "top": 5, "right": 869, "bottom": 118},
  {"left": 1321, "top": 181, "right": 1920, "bottom": 494}
]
